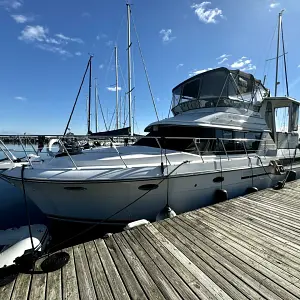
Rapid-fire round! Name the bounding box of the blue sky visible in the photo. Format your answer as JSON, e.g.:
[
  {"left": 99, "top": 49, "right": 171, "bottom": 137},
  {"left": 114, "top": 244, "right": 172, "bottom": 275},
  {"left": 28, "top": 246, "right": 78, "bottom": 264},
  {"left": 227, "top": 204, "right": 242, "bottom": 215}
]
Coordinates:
[{"left": 0, "top": 0, "right": 300, "bottom": 135}]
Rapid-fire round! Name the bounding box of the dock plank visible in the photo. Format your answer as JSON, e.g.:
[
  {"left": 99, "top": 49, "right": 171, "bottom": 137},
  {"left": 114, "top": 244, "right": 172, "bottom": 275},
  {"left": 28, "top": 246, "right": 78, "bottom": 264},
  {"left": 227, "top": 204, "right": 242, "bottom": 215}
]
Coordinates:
[
  {"left": 183, "top": 212, "right": 300, "bottom": 299},
  {"left": 94, "top": 238, "right": 130, "bottom": 300},
  {"left": 61, "top": 247, "right": 79, "bottom": 300},
  {"left": 73, "top": 243, "right": 97, "bottom": 300},
  {"left": 148, "top": 223, "right": 232, "bottom": 300},
  {"left": 0, "top": 277, "right": 16, "bottom": 300},
  {"left": 28, "top": 257, "right": 47, "bottom": 300},
  {"left": 83, "top": 241, "right": 113, "bottom": 300},
  {"left": 131, "top": 228, "right": 199, "bottom": 300},
  {"left": 10, "top": 273, "right": 31, "bottom": 300},
  {"left": 104, "top": 235, "right": 146, "bottom": 300}
]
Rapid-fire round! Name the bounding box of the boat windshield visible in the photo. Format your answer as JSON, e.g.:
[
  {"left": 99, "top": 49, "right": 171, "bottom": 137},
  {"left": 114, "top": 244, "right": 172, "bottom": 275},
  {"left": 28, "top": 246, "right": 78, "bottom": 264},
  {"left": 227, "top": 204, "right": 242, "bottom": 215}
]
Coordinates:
[{"left": 172, "top": 68, "right": 269, "bottom": 115}]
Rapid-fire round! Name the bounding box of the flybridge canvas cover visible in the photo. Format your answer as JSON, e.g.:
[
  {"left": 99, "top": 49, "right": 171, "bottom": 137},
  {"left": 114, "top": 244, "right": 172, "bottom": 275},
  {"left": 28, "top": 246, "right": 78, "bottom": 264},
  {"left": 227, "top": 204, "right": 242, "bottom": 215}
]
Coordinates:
[
  {"left": 171, "top": 67, "right": 269, "bottom": 115},
  {"left": 90, "top": 127, "right": 131, "bottom": 137}
]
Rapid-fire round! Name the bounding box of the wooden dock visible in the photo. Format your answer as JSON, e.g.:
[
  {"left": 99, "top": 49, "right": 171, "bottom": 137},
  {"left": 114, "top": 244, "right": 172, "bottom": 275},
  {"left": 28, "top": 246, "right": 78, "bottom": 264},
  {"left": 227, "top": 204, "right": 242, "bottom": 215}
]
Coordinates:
[{"left": 2, "top": 180, "right": 300, "bottom": 299}]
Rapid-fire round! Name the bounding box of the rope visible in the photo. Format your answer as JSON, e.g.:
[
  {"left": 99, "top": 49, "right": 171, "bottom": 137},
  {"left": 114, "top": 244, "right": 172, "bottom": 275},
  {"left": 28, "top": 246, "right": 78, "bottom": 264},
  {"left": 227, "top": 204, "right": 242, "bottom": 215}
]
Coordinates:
[
  {"left": 40, "top": 160, "right": 190, "bottom": 255},
  {"left": 131, "top": 13, "right": 160, "bottom": 121}
]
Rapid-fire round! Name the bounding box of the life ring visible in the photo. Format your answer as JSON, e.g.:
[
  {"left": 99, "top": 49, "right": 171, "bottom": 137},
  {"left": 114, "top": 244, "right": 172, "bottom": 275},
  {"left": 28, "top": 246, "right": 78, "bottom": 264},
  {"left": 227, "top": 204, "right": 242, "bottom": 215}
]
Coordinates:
[{"left": 47, "top": 139, "right": 61, "bottom": 157}]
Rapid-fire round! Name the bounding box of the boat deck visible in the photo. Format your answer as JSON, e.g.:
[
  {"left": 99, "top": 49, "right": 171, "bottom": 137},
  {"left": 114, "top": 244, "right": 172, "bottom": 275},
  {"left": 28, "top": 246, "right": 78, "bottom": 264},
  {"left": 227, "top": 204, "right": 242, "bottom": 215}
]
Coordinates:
[{"left": 2, "top": 180, "right": 300, "bottom": 299}]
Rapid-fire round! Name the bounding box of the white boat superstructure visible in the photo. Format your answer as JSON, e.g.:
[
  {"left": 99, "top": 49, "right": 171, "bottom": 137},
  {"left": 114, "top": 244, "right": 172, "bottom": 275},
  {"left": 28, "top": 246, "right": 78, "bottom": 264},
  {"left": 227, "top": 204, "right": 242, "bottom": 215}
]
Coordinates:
[{"left": 2, "top": 67, "right": 300, "bottom": 224}]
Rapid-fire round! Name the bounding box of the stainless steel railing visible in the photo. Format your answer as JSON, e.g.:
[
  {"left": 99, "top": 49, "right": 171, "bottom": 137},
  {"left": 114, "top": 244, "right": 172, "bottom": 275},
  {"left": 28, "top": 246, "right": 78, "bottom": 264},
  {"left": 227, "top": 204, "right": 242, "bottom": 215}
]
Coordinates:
[{"left": 0, "top": 134, "right": 267, "bottom": 170}]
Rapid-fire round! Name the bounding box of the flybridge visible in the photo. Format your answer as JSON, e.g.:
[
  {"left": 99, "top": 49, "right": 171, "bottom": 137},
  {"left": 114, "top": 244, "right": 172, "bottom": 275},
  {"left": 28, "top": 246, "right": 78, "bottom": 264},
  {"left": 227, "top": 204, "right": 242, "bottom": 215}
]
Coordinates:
[{"left": 171, "top": 67, "right": 270, "bottom": 115}]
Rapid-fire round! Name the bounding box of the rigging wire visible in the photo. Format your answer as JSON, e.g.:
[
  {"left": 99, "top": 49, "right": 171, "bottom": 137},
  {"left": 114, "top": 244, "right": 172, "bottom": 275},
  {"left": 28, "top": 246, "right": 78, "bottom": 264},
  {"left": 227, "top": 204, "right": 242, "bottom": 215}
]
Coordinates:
[{"left": 131, "top": 12, "right": 160, "bottom": 121}]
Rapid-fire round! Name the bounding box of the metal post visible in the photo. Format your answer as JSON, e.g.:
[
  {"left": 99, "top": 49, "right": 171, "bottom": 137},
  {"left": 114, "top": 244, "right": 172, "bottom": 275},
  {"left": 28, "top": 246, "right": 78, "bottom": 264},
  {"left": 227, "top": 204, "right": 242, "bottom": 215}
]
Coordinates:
[
  {"left": 0, "top": 139, "right": 16, "bottom": 162},
  {"left": 193, "top": 138, "right": 204, "bottom": 163},
  {"left": 115, "top": 46, "right": 119, "bottom": 130},
  {"left": 219, "top": 139, "right": 229, "bottom": 161},
  {"left": 18, "top": 136, "right": 33, "bottom": 168},
  {"left": 57, "top": 139, "right": 78, "bottom": 170},
  {"left": 275, "top": 11, "right": 283, "bottom": 97},
  {"left": 127, "top": 3, "right": 133, "bottom": 136}
]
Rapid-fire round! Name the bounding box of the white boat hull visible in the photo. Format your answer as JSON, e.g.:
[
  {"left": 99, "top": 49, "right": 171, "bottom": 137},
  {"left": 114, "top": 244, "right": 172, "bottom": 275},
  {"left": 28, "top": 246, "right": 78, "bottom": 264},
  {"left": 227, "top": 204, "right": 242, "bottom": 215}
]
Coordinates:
[{"left": 6, "top": 165, "right": 294, "bottom": 224}]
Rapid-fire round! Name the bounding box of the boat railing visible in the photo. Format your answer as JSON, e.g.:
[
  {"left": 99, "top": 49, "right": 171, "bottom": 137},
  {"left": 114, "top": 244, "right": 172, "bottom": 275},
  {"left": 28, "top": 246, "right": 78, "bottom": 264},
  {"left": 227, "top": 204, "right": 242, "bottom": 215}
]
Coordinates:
[{"left": 0, "top": 135, "right": 267, "bottom": 170}]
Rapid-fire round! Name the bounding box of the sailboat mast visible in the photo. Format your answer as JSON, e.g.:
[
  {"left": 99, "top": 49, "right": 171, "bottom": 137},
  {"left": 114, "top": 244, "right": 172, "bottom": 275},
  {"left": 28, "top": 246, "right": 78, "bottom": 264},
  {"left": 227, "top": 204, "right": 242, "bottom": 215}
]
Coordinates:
[
  {"left": 94, "top": 78, "right": 98, "bottom": 132},
  {"left": 280, "top": 11, "right": 289, "bottom": 97},
  {"left": 88, "top": 55, "right": 93, "bottom": 134},
  {"left": 115, "top": 46, "right": 119, "bottom": 130},
  {"left": 275, "top": 11, "right": 283, "bottom": 97},
  {"left": 127, "top": 3, "right": 133, "bottom": 136}
]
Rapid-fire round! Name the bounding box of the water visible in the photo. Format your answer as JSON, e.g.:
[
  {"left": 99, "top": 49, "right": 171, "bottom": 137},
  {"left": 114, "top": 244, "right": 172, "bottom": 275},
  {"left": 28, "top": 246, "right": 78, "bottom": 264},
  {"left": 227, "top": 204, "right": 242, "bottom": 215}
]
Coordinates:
[{"left": 0, "top": 144, "right": 122, "bottom": 251}]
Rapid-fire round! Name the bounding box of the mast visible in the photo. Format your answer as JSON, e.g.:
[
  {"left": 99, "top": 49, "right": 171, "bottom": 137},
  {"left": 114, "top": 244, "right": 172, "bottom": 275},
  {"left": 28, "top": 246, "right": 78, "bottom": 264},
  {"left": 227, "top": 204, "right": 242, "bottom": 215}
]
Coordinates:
[
  {"left": 274, "top": 11, "right": 283, "bottom": 97},
  {"left": 281, "top": 11, "right": 289, "bottom": 97},
  {"left": 127, "top": 3, "right": 133, "bottom": 136},
  {"left": 88, "top": 55, "right": 93, "bottom": 134},
  {"left": 86, "top": 94, "right": 89, "bottom": 132},
  {"left": 94, "top": 78, "right": 98, "bottom": 132},
  {"left": 115, "top": 46, "right": 119, "bottom": 130}
]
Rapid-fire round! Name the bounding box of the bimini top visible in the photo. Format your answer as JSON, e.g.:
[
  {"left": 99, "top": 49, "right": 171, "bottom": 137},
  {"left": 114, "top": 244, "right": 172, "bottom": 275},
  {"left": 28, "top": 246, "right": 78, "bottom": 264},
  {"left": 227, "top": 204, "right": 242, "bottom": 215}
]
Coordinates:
[{"left": 171, "top": 67, "right": 269, "bottom": 115}]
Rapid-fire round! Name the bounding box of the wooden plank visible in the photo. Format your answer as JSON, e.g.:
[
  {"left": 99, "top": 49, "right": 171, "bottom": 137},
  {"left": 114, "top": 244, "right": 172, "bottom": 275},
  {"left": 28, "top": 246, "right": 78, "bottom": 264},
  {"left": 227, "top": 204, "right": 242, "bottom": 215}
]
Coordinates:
[
  {"left": 73, "top": 243, "right": 97, "bottom": 300},
  {"left": 46, "top": 255, "right": 62, "bottom": 300},
  {"left": 0, "top": 276, "right": 16, "bottom": 300},
  {"left": 10, "top": 273, "right": 31, "bottom": 300},
  {"left": 225, "top": 197, "right": 300, "bottom": 235},
  {"left": 83, "top": 241, "right": 113, "bottom": 300},
  {"left": 195, "top": 209, "right": 300, "bottom": 286},
  {"left": 94, "top": 238, "right": 130, "bottom": 300},
  {"left": 204, "top": 204, "right": 300, "bottom": 256},
  {"left": 156, "top": 219, "right": 257, "bottom": 300},
  {"left": 28, "top": 256, "right": 47, "bottom": 300},
  {"left": 147, "top": 224, "right": 232, "bottom": 300},
  {"left": 138, "top": 226, "right": 217, "bottom": 300},
  {"left": 204, "top": 206, "right": 300, "bottom": 265},
  {"left": 104, "top": 236, "right": 146, "bottom": 300},
  {"left": 180, "top": 213, "right": 300, "bottom": 300},
  {"left": 219, "top": 200, "right": 300, "bottom": 245},
  {"left": 201, "top": 207, "right": 300, "bottom": 277},
  {"left": 122, "top": 230, "right": 184, "bottom": 300},
  {"left": 61, "top": 247, "right": 79, "bottom": 300},
  {"left": 131, "top": 228, "right": 199, "bottom": 300}
]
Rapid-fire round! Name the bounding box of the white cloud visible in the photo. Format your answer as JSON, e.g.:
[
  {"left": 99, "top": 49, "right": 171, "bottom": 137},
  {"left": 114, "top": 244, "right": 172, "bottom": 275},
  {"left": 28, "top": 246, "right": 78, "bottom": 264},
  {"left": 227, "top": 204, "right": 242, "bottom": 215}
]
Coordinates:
[
  {"left": 81, "top": 12, "right": 90, "bottom": 17},
  {"left": 11, "top": 14, "right": 33, "bottom": 23},
  {"left": 218, "top": 57, "right": 228, "bottom": 65},
  {"left": 36, "top": 44, "right": 72, "bottom": 57},
  {"left": 97, "top": 33, "right": 107, "bottom": 40},
  {"left": 269, "top": 2, "right": 280, "bottom": 9},
  {"left": 176, "top": 63, "right": 184, "bottom": 69},
  {"left": 14, "top": 96, "right": 26, "bottom": 101},
  {"left": 0, "top": 0, "right": 22, "bottom": 10},
  {"left": 99, "top": 64, "right": 104, "bottom": 69},
  {"left": 189, "top": 68, "right": 212, "bottom": 76},
  {"left": 216, "top": 54, "right": 231, "bottom": 60},
  {"left": 297, "top": 65, "right": 300, "bottom": 68},
  {"left": 19, "top": 25, "right": 48, "bottom": 42},
  {"left": 106, "top": 40, "right": 113, "bottom": 47},
  {"left": 191, "top": 2, "right": 224, "bottom": 24},
  {"left": 75, "top": 52, "right": 82, "bottom": 56},
  {"left": 55, "top": 33, "right": 83, "bottom": 44},
  {"left": 159, "top": 29, "right": 176, "bottom": 43},
  {"left": 230, "top": 57, "right": 256, "bottom": 71},
  {"left": 107, "top": 86, "right": 122, "bottom": 92}
]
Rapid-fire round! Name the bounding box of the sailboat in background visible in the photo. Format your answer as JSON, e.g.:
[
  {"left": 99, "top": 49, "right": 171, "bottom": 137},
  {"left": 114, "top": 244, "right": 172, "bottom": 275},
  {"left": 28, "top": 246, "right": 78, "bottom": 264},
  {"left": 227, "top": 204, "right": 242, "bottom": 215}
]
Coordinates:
[{"left": 90, "top": 4, "right": 134, "bottom": 138}]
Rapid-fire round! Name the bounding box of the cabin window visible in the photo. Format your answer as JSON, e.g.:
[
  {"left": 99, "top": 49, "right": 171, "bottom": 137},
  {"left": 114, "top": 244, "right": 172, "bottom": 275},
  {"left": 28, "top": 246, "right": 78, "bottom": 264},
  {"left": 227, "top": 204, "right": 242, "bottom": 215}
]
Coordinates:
[
  {"left": 172, "top": 86, "right": 181, "bottom": 107},
  {"left": 135, "top": 127, "right": 262, "bottom": 155},
  {"left": 181, "top": 79, "right": 200, "bottom": 102},
  {"left": 291, "top": 103, "right": 299, "bottom": 131}
]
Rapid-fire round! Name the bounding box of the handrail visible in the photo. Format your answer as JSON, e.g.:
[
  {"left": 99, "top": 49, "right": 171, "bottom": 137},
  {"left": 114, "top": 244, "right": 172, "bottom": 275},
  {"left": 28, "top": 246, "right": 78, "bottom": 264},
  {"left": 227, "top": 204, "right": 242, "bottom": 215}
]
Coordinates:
[
  {"left": 109, "top": 138, "right": 128, "bottom": 168},
  {"left": 193, "top": 138, "right": 204, "bottom": 163},
  {"left": 57, "top": 139, "right": 78, "bottom": 170}
]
